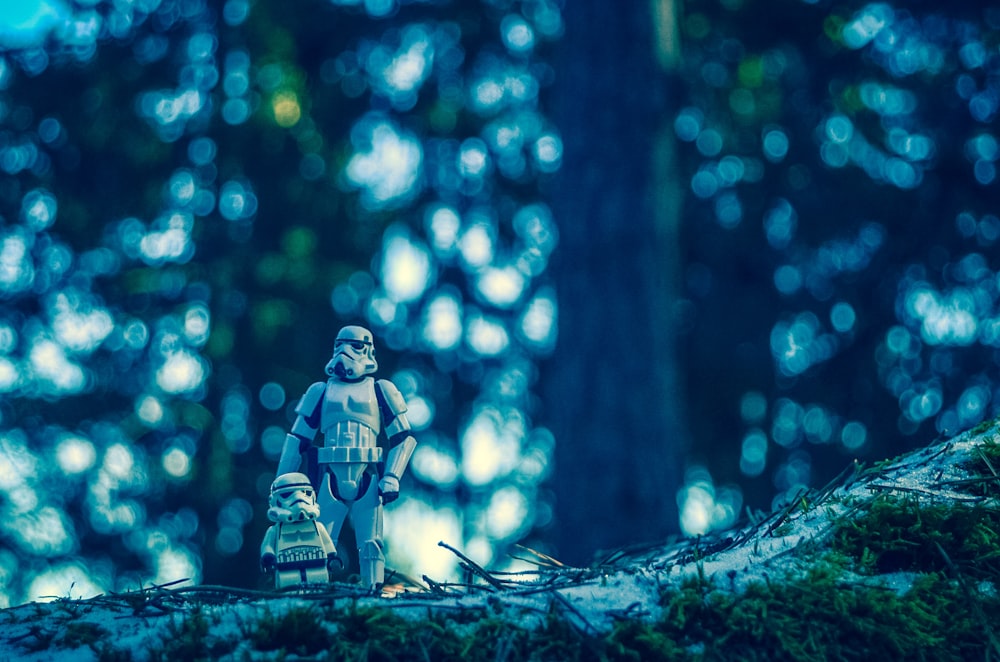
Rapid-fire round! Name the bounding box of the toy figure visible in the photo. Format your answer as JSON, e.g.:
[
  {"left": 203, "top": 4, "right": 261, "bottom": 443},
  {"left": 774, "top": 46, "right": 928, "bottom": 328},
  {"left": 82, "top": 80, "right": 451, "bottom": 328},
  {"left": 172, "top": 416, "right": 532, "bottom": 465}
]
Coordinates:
[
  {"left": 260, "top": 472, "right": 339, "bottom": 588},
  {"left": 276, "top": 325, "right": 417, "bottom": 591}
]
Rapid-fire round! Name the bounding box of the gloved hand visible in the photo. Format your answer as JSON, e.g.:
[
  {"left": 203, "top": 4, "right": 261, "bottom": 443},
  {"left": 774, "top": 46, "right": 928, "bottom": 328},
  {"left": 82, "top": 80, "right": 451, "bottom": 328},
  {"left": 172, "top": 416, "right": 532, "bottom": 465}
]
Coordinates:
[{"left": 378, "top": 475, "right": 400, "bottom": 503}]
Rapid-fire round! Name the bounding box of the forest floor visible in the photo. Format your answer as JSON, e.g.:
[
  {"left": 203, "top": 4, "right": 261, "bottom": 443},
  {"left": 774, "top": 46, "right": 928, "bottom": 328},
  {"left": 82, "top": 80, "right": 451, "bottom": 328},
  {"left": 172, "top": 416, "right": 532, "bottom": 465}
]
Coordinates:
[{"left": 1, "top": 420, "right": 999, "bottom": 660}]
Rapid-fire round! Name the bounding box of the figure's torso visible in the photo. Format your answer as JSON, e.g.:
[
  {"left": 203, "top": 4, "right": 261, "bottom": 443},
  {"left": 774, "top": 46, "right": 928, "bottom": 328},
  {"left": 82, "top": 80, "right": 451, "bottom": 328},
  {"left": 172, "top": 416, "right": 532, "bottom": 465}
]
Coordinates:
[
  {"left": 318, "top": 377, "right": 383, "bottom": 480},
  {"left": 275, "top": 520, "right": 327, "bottom": 565},
  {"left": 321, "top": 377, "right": 381, "bottom": 448}
]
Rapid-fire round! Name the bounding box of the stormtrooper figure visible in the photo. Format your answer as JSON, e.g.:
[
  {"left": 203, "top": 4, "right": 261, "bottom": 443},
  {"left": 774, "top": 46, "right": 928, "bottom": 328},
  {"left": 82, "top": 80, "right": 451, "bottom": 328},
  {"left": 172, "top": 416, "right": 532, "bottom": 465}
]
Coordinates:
[
  {"left": 259, "top": 472, "right": 338, "bottom": 588},
  {"left": 276, "top": 325, "right": 417, "bottom": 590}
]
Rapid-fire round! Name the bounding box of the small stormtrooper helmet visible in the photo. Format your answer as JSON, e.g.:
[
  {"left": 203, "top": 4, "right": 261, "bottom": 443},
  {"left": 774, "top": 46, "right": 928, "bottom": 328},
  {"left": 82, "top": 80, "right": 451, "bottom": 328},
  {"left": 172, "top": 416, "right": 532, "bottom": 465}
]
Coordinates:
[
  {"left": 325, "top": 325, "right": 378, "bottom": 380},
  {"left": 267, "top": 472, "right": 320, "bottom": 523}
]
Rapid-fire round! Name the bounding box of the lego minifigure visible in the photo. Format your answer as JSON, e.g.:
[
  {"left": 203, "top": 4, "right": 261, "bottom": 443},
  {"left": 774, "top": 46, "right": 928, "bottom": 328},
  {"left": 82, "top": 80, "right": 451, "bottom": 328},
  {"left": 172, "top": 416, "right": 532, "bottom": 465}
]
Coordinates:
[
  {"left": 276, "top": 325, "right": 418, "bottom": 591},
  {"left": 260, "top": 472, "right": 339, "bottom": 588}
]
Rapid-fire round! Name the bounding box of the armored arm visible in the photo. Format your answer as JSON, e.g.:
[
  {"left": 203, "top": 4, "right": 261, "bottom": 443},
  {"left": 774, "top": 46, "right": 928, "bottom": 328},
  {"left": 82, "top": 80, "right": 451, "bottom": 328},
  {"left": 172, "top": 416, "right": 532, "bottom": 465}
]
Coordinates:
[
  {"left": 375, "top": 379, "right": 418, "bottom": 503},
  {"left": 276, "top": 382, "right": 326, "bottom": 476},
  {"left": 260, "top": 525, "right": 277, "bottom": 572}
]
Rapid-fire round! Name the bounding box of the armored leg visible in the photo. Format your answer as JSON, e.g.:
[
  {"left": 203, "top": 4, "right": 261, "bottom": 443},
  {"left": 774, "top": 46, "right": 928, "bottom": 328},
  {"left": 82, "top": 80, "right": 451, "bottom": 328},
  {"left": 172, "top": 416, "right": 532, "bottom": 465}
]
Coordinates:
[
  {"left": 302, "top": 563, "right": 331, "bottom": 584},
  {"left": 317, "top": 470, "right": 351, "bottom": 542},
  {"left": 276, "top": 568, "right": 300, "bottom": 589},
  {"left": 358, "top": 539, "right": 385, "bottom": 591},
  {"left": 351, "top": 473, "right": 385, "bottom": 590},
  {"left": 275, "top": 563, "right": 326, "bottom": 588}
]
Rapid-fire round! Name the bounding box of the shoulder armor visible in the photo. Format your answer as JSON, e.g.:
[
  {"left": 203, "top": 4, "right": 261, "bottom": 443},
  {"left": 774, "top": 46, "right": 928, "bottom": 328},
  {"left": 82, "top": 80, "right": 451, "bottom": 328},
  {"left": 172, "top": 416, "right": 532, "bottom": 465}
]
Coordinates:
[
  {"left": 295, "top": 382, "right": 327, "bottom": 416},
  {"left": 375, "top": 379, "right": 408, "bottom": 416}
]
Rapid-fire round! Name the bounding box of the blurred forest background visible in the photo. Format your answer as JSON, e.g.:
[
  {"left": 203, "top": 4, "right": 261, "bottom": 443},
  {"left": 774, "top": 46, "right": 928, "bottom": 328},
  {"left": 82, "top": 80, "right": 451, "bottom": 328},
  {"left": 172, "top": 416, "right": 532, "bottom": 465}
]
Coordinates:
[{"left": 0, "top": 0, "right": 998, "bottom": 607}]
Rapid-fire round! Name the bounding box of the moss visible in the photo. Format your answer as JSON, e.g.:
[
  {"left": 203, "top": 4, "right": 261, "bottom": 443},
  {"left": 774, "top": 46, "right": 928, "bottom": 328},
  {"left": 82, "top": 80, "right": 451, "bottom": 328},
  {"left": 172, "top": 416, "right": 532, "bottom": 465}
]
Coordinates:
[
  {"left": 243, "top": 601, "right": 567, "bottom": 662},
  {"left": 96, "top": 645, "right": 133, "bottom": 662},
  {"left": 327, "top": 604, "right": 418, "bottom": 660},
  {"left": 601, "top": 558, "right": 1000, "bottom": 661},
  {"left": 13, "top": 625, "right": 59, "bottom": 654},
  {"left": 970, "top": 417, "right": 999, "bottom": 437},
  {"left": 957, "top": 434, "right": 1000, "bottom": 496},
  {"left": 56, "top": 621, "right": 108, "bottom": 651},
  {"left": 7, "top": 435, "right": 1000, "bottom": 662},
  {"left": 832, "top": 497, "right": 1000, "bottom": 578},
  {"left": 593, "top": 433, "right": 1000, "bottom": 661},
  {"left": 605, "top": 620, "right": 689, "bottom": 661},
  {"left": 313, "top": 603, "right": 592, "bottom": 662},
  {"left": 152, "top": 606, "right": 239, "bottom": 661},
  {"left": 249, "top": 604, "right": 332, "bottom": 657}
]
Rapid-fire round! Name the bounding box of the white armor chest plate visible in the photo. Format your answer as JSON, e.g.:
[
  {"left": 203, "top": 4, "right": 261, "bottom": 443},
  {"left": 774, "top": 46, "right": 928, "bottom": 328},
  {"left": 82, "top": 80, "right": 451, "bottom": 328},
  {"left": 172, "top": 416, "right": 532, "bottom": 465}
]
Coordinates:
[
  {"left": 276, "top": 520, "right": 326, "bottom": 564},
  {"left": 321, "top": 378, "right": 381, "bottom": 441}
]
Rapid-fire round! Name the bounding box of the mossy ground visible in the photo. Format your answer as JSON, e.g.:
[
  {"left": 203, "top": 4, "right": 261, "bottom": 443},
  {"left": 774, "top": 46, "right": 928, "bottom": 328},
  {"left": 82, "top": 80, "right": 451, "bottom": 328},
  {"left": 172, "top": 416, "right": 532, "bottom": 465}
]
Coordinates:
[{"left": 3, "top": 424, "right": 1000, "bottom": 661}]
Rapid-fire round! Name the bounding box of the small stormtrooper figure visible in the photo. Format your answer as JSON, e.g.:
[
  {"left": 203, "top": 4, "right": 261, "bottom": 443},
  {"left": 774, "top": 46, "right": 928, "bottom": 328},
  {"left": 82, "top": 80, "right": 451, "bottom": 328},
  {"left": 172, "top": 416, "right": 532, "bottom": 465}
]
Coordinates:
[
  {"left": 260, "top": 472, "right": 339, "bottom": 588},
  {"left": 276, "top": 325, "right": 417, "bottom": 591}
]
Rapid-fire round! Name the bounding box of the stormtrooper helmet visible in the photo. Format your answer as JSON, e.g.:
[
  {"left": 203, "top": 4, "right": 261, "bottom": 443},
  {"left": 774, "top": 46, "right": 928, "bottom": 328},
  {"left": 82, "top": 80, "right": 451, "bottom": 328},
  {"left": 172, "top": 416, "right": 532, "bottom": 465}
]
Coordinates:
[
  {"left": 325, "top": 325, "right": 378, "bottom": 380},
  {"left": 267, "top": 472, "right": 320, "bottom": 523}
]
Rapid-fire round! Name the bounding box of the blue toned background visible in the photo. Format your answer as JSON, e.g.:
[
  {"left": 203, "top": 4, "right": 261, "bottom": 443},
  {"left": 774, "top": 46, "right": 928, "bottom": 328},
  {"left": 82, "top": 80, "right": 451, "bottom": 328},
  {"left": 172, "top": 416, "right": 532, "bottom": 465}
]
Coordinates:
[{"left": 0, "top": 0, "right": 998, "bottom": 606}]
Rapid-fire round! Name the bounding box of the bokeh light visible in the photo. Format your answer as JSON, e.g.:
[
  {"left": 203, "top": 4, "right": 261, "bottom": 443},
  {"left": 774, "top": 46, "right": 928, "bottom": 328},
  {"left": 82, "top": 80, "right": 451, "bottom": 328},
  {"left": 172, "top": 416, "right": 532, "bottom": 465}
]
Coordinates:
[{"left": 0, "top": 0, "right": 996, "bottom": 611}]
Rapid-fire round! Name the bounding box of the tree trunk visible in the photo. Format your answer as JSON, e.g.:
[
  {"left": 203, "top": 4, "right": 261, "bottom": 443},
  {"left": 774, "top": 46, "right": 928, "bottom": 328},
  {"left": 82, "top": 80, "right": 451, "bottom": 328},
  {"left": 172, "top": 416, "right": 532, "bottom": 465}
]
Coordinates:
[{"left": 545, "top": 0, "right": 687, "bottom": 564}]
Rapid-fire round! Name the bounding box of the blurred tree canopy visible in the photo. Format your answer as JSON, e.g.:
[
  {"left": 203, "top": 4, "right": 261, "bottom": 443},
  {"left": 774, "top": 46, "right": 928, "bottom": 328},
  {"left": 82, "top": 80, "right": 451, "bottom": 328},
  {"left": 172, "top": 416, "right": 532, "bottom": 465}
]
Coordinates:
[{"left": 0, "top": 0, "right": 998, "bottom": 607}]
